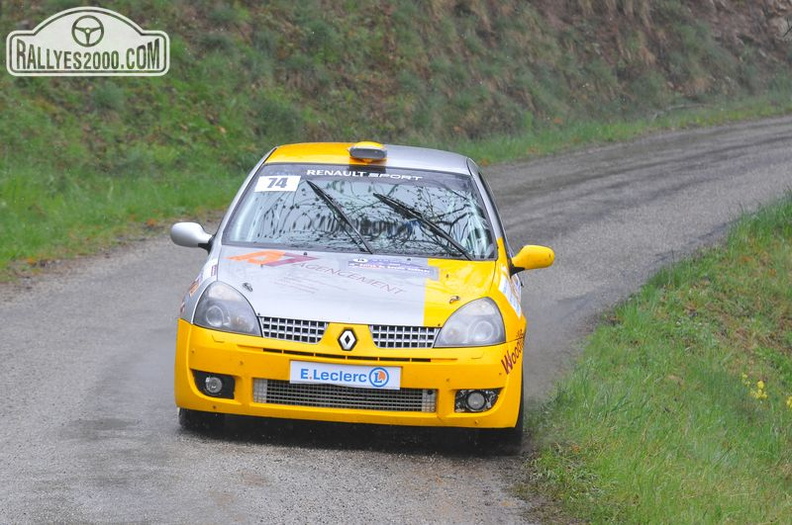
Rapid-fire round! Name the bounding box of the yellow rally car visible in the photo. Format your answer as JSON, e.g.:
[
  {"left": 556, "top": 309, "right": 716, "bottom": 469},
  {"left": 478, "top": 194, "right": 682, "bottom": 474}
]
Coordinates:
[{"left": 171, "top": 141, "right": 553, "bottom": 450}]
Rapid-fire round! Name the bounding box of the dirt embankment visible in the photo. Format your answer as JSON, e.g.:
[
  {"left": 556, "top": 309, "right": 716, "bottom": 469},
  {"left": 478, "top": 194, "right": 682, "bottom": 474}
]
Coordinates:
[
  {"left": 531, "top": 0, "right": 792, "bottom": 104},
  {"left": 2, "top": 1, "right": 790, "bottom": 175}
]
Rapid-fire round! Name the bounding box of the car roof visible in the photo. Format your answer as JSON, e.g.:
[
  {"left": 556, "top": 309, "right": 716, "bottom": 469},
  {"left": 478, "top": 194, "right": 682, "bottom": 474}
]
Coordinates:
[{"left": 265, "top": 142, "right": 474, "bottom": 176}]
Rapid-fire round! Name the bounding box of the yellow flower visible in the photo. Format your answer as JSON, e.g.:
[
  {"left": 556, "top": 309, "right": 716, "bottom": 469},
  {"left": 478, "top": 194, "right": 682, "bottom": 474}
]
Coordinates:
[
  {"left": 749, "top": 380, "right": 768, "bottom": 401},
  {"left": 786, "top": 396, "right": 792, "bottom": 409}
]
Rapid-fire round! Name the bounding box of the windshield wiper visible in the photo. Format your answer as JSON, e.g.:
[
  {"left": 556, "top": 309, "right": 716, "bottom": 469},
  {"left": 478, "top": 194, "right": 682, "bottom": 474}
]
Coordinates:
[
  {"left": 373, "top": 193, "right": 471, "bottom": 260},
  {"left": 305, "top": 181, "right": 373, "bottom": 254}
]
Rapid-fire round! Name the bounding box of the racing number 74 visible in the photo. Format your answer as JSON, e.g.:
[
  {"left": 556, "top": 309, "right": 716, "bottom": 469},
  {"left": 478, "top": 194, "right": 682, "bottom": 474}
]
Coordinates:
[
  {"left": 256, "top": 175, "right": 301, "bottom": 192},
  {"left": 265, "top": 176, "right": 289, "bottom": 189}
]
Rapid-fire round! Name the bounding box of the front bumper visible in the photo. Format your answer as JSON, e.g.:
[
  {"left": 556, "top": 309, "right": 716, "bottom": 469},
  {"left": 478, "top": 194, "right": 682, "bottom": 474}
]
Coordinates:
[{"left": 174, "top": 320, "right": 523, "bottom": 429}]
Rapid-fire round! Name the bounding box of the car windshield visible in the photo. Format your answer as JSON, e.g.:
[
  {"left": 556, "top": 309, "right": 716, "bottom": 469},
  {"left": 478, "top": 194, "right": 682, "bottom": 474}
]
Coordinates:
[{"left": 224, "top": 163, "right": 496, "bottom": 260}]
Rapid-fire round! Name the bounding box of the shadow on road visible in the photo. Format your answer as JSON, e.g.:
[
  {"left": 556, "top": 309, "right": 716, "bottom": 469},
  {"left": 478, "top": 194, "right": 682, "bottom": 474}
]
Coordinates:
[{"left": 178, "top": 414, "right": 527, "bottom": 458}]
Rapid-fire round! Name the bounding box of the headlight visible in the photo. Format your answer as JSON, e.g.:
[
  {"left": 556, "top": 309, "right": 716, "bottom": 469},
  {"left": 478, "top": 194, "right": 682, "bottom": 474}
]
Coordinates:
[
  {"left": 435, "top": 298, "right": 505, "bottom": 347},
  {"left": 193, "top": 282, "right": 261, "bottom": 336}
]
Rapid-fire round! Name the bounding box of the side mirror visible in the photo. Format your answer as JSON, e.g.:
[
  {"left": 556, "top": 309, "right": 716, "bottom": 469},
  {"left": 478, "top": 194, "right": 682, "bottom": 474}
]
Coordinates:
[
  {"left": 510, "top": 245, "right": 554, "bottom": 274},
  {"left": 171, "top": 222, "right": 213, "bottom": 251}
]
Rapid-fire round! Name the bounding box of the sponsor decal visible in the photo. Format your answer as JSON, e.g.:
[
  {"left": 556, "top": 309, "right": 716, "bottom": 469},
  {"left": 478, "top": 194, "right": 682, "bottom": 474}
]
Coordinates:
[
  {"left": 203, "top": 258, "right": 218, "bottom": 280},
  {"left": 227, "top": 252, "right": 406, "bottom": 295},
  {"left": 228, "top": 250, "right": 317, "bottom": 267},
  {"left": 290, "top": 361, "right": 401, "bottom": 390},
  {"left": 187, "top": 277, "right": 200, "bottom": 297},
  {"left": 187, "top": 258, "right": 217, "bottom": 297},
  {"left": 369, "top": 368, "right": 390, "bottom": 388},
  {"left": 298, "top": 263, "right": 405, "bottom": 295},
  {"left": 499, "top": 272, "right": 522, "bottom": 316},
  {"left": 305, "top": 169, "right": 422, "bottom": 181},
  {"left": 6, "top": 7, "right": 169, "bottom": 76},
  {"left": 348, "top": 257, "right": 436, "bottom": 277},
  {"left": 254, "top": 175, "right": 301, "bottom": 192},
  {"left": 501, "top": 329, "right": 525, "bottom": 375}
]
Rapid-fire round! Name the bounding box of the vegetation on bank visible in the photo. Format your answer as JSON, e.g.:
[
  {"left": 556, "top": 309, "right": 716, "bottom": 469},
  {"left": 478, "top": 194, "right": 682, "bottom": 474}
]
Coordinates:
[
  {"left": 1, "top": 0, "right": 791, "bottom": 279},
  {"left": 522, "top": 195, "right": 792, "bottom": 523}
]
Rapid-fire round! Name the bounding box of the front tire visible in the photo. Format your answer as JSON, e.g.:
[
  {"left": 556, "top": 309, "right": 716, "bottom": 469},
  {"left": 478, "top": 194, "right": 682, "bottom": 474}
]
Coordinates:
[
  {"left": 178, "top": 408, "right": 224, "bottom": 432},
  {"left": 477, "top": 388, "right": 525, "bottom": 455}
]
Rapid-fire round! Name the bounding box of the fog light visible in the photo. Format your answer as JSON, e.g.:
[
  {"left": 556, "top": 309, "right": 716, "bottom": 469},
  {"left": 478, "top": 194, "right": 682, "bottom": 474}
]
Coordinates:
[
  {"left": 204, "top": 376, "right": 224, "bottom": 395},
  {"left": 466, "top": 391, "right": 487, "bottom": 411},
  {"left": 454, "top": 389, "right": 501, "bottom": 413},
  {"left": 193, "top": 370, "right": 235, "bottom": 399}
]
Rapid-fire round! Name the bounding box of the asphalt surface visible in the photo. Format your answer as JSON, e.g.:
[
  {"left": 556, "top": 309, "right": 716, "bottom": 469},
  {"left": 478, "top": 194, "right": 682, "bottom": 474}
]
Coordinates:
[{"left": 1, "top": 115, "right": 790, "bottom": 523}]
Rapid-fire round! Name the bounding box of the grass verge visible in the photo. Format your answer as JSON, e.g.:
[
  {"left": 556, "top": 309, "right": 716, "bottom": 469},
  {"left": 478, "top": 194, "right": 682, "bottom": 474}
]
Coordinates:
[
  {"left": 0, "top": 165, "right": 239, "bottom": 278},
  {"left": 452, "top": 93, "right": 792, "bottom": 166},
  {"left": 521, "top": 195, "right": 792, "bottom": 523}
]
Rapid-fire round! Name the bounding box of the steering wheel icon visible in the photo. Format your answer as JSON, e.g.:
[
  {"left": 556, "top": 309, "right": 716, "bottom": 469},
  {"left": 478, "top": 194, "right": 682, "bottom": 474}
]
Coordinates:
[{"left": 72, "top": 15, "right": 104, "bottom": 47}]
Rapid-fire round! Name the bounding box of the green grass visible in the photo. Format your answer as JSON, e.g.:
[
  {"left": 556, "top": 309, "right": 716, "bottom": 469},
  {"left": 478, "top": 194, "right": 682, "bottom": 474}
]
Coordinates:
[
  {"left": 522, "top": 195, "right": 792, "bottom": 523},
  {"left": 0, "top": 164, "right": 239, "bottom": 273}
]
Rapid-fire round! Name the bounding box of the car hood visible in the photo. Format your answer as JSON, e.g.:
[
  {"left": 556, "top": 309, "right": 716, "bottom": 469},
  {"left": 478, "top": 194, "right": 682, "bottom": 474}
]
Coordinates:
[{"left": 216, "top": 246, "right": 497, "bottom": 326}]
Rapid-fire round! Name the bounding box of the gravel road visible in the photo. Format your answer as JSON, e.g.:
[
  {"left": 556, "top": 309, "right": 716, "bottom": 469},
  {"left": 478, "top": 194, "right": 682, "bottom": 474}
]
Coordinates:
[{"left": 1, "top": 115, "right": 790, "bottom": 523}]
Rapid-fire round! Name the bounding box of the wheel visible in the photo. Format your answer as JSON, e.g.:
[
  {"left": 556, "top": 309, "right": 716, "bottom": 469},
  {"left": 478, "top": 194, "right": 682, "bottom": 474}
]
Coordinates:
[
  {"left": 476, "top": 388, "right": 525, "bottom": 456},
  {"left": 178, "top": 408, "right": 224, "bottom": 432},
  {"left": 500, "top": 386, "right": 525, "bottom": 453}
]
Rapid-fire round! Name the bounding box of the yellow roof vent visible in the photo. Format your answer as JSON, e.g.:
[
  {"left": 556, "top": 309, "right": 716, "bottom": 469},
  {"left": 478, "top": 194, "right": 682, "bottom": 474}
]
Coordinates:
[{"left": 348, "top": 141, "right": 387, "bottom": 161}]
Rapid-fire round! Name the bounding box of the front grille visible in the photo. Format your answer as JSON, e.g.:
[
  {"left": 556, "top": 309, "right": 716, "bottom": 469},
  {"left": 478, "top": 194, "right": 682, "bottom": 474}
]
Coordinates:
[
  {"left": 257, "top": 318, "right": 440, "bottom": 349},
  {"left": 253, "top": 379, "right": 437, "bottom": 412},
  {"left": 370, "top": 325, "right": 439, "bottom": 348},
  {"left": 259, "top": 317, "right": 327, "bottom": 344}
]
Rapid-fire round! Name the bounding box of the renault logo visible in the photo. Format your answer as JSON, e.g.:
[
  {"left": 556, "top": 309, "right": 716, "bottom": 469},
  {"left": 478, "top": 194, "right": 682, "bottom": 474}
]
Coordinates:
[{"left": 338, "top": 329, "right": 357, "bottom": 351}]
